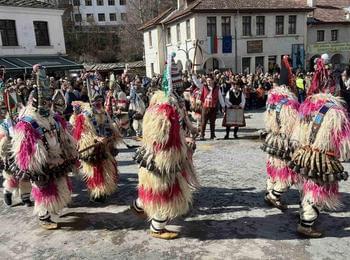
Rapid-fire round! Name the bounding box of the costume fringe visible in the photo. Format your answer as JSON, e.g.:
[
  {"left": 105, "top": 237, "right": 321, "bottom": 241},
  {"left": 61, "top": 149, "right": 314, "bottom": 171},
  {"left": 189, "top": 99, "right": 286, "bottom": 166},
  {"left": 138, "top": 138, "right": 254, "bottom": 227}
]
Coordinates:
[
  {"left": 302, "top": 179, "right": 341, "bottom": 210},
  {"left": 2, "top": 170, "right": 19, "bottom": 193},
  {"left": 297, "top": 94, "right": 350, "bottom": 159},
  {"left": 138, "top": 167, "right": 192, "bottom": 220},
  {"left": 81, "top": 155, "right": 118, "bottom": 198},
  {"left": 267, "top": 157, "right": 299, "bottom": 186},
  {"left": 32, "top": 176, "right": 72, "bottom": 215}
]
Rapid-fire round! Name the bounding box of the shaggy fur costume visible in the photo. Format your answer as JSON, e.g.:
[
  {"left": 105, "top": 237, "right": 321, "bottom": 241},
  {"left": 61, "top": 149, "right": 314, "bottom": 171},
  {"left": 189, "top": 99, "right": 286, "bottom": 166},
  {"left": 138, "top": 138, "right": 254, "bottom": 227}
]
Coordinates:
[
  {"left": 291, "top": 94, "right": 350, "bottom": 210},
  {"left": 70, "top": 104, "right": 121, "bottom": 199},
  {"left": 12, "top": 107, "right": 77, "bottom": 215},
  {"left": 137, "top": 91, "right": 198, "bottom": 220},
  {"left": 263, "top": 86, "right": 300, "bottom": 194}
]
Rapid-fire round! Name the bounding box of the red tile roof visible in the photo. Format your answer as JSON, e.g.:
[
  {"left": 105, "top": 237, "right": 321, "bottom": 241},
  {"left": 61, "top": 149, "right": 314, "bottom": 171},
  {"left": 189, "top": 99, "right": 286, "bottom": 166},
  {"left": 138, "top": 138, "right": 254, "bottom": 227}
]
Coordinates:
[
  {"left": 141, "top": 0, "right": 315, "bottom": 29},
  {"left": 312, "top": 5, "right": 350, "bottom": 23},
  {"left": 138, "top": 7, "right": 174, "bottom": 31},
  {"left": 193, "top": 0, "right": 312, "bottom": 11}
]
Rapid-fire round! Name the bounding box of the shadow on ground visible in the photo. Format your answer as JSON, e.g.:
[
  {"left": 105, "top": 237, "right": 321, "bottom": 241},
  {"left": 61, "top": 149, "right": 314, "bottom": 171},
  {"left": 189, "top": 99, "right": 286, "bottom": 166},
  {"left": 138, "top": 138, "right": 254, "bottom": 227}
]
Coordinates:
[{"left": 180, "top": 186, "right": 350, "bottom": 240}]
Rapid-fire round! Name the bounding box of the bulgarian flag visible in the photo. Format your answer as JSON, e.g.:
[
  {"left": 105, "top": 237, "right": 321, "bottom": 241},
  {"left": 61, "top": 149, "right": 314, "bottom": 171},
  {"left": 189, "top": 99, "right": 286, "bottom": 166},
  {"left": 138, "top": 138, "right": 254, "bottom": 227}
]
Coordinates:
[{"left": 207, "top": 35, "right": 218, "bottom": 54}]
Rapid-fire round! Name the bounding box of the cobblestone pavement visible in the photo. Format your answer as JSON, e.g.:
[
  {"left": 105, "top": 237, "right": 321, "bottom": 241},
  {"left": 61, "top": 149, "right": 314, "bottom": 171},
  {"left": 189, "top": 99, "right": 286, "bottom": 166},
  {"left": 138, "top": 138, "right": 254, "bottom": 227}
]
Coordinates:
[{"left": 1, "top": 111, "right": 350, "bottom": 260}]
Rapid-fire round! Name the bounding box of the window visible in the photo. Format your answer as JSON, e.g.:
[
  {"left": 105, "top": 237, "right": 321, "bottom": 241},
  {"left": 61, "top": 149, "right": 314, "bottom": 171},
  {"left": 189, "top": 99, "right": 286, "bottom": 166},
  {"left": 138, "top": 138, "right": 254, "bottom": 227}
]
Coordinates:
[
  {"left": 276, "top": 16, "right": 284, "bottom": 35},
  {"left": 221, "top": 16, "right": 231, "bottom": 36},
  {"left": 255, "top": 56, "right": 264, "bottom": 72},
  {"left": 242, "top": 57, "right": 251, "bottom": 74},
  {"left": 207, "top": 17, "right": 217, "bottom": 37},
  {"left": 288, "top": 15, "right": 297, "bottom": 34},
  {"left": 256, "top": 16, "right": 265, "bottom": 36},
  {"left": 166, "top": 27, "right": 171, "bottom": 44},
  {"left": 176, "top": 24, "right": 181, "bottom": 42},
  {"left": 98, "top": 13, "right": 105, "bottom": 21},
  {"left": 186, "top": 20, "right": 191, "bottom": 39},
  {"left": 120, "top": 0, "right": 126, "bottom": 5},
  {"left": 73, "top": 0, "right": 80, "bottom": 6},
  {"left": 75, "top": 14, "right": 82, "bottom": 22},
  {"left": 148, "top": 31, "right": 152, "bottom": 47},
  {"left": 0, "top": 20, "right": 18, "bottom": 46},
  {"left": 85, "top": 0, "right": 92, "bottom": 5},
  {"left": 151, "top": 63, "right": 154, "bottom": 76},
  {"left": 331, "top": 30, "right": 338, "bottom": 41},
  {"left": 97, "top": 0, "right": 104, "bottom": 5},
  {"left": 87, "top": 13, "right": 94, "bottom": 22},
  {"left": 109, "top": 13, "right": 116, "bottom": 21},
  {"left": 33, "top": 21, "right": 50, "bottom": 46},
  {"left": 242, "top": 16, "right": 251, "bottom": 36},
  {"left": 317, "top": 30, "right": 325, "bottom": 42},
  {"left": 108, "top": 0, "right": 115, "bottom": 5},
  {"left": 121, "top": 13, "right": 127, "bottom": 22}
]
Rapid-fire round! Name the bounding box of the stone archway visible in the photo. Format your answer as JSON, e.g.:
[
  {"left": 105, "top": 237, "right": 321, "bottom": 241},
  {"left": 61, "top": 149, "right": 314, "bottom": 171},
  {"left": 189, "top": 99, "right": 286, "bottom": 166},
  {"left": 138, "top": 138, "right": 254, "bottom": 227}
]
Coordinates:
[
  {"left": 203, "top": 57, "right": 225, "bottom": 72},
  {"left": 331, "top": 54, "right": 345, "bottom": 70}
]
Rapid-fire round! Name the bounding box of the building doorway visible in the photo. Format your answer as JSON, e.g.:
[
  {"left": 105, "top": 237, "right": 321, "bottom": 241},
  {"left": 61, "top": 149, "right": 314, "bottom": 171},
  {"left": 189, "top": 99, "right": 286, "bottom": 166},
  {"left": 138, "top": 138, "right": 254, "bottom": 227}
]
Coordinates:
[
  {"left": 255, "top": 56, "right": 264, "bottom": 74},
  {"left": 331, "top": 54, "right": 345, "bottom": 70},
  {"left": 203, "top": 57, "right": 220, "bottom": 72},
  {"left": 242, "top": 57, "right": 251, "bottom": 74}
]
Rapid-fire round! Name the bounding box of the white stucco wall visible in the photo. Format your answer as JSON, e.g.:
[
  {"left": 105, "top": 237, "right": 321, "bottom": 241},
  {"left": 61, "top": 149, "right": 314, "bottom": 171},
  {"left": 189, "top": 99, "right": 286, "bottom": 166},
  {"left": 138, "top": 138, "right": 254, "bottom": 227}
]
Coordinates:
[
  {"left": 307, "top": 24, "right": 350, "bottom": 68},
  {"left": 144, "top": 11, "right": 309, "bottom": 76},
  {"left": 73, "top": 0, "right": 127, "bottom": 26},
  {"left": 0, "top": 6, "right": 66, "bottom": 56}
]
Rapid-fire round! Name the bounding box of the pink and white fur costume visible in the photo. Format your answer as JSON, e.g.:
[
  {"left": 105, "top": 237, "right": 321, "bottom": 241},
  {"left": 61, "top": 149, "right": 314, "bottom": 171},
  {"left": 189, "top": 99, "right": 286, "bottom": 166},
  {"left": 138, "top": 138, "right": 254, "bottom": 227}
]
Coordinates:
[
  {"left": 1, "top": 116, "right": 32, "bottom": 204},
  {"left": 291, "top": 94, "right": 350, "bottom": 228},
  {"left": 70, "top": 103, "right": 121, "bottom": 200},
  {"left": 264, "top": 86, "right": 300, "bottom": 204},
  {"left": 12, "top": 107, "right": 77, "bottom": 218},
  {"left": 134, "top": 91, "right": 198, "bottom": 233}
]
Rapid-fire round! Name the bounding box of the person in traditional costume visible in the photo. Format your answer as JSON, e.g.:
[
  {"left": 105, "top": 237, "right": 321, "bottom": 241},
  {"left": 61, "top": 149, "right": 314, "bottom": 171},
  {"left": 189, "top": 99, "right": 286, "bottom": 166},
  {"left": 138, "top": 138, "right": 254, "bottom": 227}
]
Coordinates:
[
  {"left": 131, "top": 53, "right": 198, "bottom": 240},
  {"left": 70, "top": 75, "right": 121, "bottom": 203},
  {"left": 11, "top": 65, "right": 78, "bottom": 229},
  {"left": 261, "top": 85, "right": 300, "bottom": 210},
  {"left": 192, "top": 74, "right": 225, "bottom": 140},
  {"left": 223, "top": 82, "right": 246, "bottom": 139},
  {"left": 129, "top": 79, "right": 146, "bottom": 139},
  {"left": 289, "top": 55, "right": 350, "bottom": 237},
  {"left": 187, "top": 79, "right": 202, "bottom": 130},
  {"left": 0, "top": 66, "right": 32, "bottom": 207}
]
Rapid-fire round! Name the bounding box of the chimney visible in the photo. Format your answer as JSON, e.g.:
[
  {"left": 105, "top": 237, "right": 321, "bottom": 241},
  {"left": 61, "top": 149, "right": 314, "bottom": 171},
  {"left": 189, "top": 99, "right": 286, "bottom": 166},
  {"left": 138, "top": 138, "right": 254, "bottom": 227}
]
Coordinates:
[
  {"left": 177, "top": 0, "right": 185, "bottom": 9},
  {"left": 177, "top": 0, "right": 194, "bottom": 9},
  {"left": 307, "top": 0, "right": 317, "bottom": 7}
]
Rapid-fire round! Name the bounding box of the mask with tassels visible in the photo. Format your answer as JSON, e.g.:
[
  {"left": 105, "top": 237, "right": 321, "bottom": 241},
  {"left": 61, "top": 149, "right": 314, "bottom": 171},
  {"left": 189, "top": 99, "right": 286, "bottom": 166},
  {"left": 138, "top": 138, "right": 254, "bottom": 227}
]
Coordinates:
[{"left": 32, "top": 64, "right": 52, "bottom": 117}]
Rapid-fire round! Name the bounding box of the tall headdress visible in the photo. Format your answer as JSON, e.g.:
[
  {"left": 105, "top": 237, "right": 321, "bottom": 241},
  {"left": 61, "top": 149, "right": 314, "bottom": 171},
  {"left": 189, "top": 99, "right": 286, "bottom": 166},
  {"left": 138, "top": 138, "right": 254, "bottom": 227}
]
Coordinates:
[
  {"left": 307, "top": 53, "right": 336, "bottom": 96},
  {"left": 0, "top": 66, "right": 6, "bottom": 120},
  {"left": 279, "top": 55, "right": 295, "bottom": 92},
  {"left": 109, "top": 72, "right": 115, "bottom": 90},
  {"left": 32, "top": 64, "right": 52, "bottom": 116},
  {"left": 52, "top": 89, "right": 66, "bottom": 115},
  {"left": 86, "top": 73, "right": 103, "bottom": 104},
  {"left": 162, "top": 52, "right": 183, "bottom": 96}
]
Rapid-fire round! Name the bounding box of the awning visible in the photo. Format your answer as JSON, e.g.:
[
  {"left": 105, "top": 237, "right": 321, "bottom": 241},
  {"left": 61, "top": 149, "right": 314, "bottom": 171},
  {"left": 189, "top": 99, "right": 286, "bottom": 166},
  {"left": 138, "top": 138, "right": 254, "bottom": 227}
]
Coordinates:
[
  {"left": 0, "top": 56, "right": 83, "bottom": 73},
  {"left": 83, "top": 60, "right": 145, "bottom": 71}
]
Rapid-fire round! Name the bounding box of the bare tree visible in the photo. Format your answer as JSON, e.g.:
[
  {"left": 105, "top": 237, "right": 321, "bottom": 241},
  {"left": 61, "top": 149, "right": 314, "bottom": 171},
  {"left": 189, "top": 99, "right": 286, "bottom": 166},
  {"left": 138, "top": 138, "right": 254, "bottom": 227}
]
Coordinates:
[{"left": 118, "top": 0, "right": 176, "bottom": 61}]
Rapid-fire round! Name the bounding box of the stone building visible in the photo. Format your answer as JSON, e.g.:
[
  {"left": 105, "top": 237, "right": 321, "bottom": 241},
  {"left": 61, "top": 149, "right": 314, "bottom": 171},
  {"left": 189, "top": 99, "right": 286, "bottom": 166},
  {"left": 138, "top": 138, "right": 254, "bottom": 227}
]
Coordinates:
[{"left": 140, "top": 0, "right": 313, "bottom": 76}]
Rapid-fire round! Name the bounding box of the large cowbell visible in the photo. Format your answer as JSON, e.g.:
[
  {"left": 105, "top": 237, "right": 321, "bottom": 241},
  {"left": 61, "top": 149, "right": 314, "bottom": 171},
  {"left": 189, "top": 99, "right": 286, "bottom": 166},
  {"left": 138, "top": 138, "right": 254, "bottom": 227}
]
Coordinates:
[{"left": 0, "top": 78, "right": 6, "bottom": 121}]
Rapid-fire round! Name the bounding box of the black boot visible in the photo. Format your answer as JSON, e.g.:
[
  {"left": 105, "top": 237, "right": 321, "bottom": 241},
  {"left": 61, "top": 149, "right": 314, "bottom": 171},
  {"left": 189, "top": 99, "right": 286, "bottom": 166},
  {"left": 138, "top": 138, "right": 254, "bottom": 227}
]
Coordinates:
[
  {"left": 234, "top": 127, "right": 239, "bottom": 139},
  {"left": 3, "top": 191, "right": 12, "bottom": 206},
  {"left": 297, "top": 223, "right": 322, "bottom": 238},
  {"left": 224, "top": 127, "right": 230, "bottom": 139},
  {"left": 21, "top": 193, "right": 33, "bottom": 207},
  {"left": 91, "top": 195, "right": 106, "bottom": 203}
]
